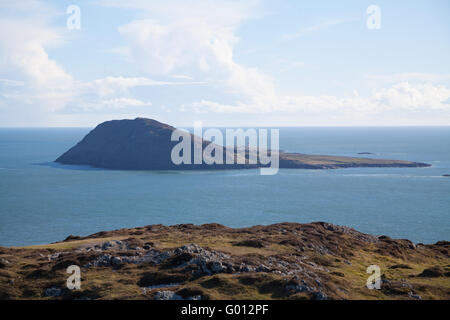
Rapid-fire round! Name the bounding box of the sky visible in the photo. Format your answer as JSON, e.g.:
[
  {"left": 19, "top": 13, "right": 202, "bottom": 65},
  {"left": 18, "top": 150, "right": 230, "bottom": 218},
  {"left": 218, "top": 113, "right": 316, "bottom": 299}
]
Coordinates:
[{"left": 0, "top": 0, "right": 449, "bottom": 127}]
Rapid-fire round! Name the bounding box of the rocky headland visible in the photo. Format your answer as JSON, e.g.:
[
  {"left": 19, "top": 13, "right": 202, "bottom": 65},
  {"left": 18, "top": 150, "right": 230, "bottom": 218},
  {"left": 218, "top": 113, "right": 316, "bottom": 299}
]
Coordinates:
[{"left": 1, "top": 222, "right": 448, "bottom": 300}]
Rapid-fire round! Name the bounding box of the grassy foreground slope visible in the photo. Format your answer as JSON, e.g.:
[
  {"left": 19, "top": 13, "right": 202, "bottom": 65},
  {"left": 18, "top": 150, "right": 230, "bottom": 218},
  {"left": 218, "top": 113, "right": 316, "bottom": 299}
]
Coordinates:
[{"left": 0, "top": 222, "right": 448, "bottom": 300}]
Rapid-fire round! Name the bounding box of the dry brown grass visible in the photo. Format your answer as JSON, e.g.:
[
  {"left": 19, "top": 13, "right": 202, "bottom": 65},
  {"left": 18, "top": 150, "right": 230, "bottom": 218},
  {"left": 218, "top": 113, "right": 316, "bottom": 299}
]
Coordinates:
[{"left": 0, "top": 222, "right": 448, "bottom": 300}]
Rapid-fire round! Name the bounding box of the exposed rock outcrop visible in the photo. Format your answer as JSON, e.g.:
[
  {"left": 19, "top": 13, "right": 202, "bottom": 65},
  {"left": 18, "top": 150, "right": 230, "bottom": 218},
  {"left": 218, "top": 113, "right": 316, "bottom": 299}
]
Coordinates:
[{"left": 0, "top": 222, "right": 448, "bottom": 300}]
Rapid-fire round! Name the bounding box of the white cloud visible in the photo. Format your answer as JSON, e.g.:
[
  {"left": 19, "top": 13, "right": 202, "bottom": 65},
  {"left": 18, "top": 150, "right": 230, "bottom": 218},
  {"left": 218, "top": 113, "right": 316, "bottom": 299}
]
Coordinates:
[
  {"left": 85, "top": 76, "right": 204, "bottom": 98},
  {"left": 372, "top": 82, "right": 450, "bottom": 111},
  {"left": 282, "top": 19, "right": 355, "bottom": 40},
  {"left": 0, "top": 78, "right": 25, "bottom": 86},
  {"left": 0, "top": 4, "right": 76, "bottom": 113},
  {"left": 99, "top": 0, "right": 256, "bottom": 27},
  {"left": 0, "top": 19, "right": 70, "bottom": 87},
  {"left": 1, "top": 0, "right": 449, "bottom": 126},
  {"left": 108, "top": 2, "right": 450, "bottom": 121},
  {"left": 172, "top": 74, "right": 193, "bottom": 80},
  {"left": 0, "top": 72, "right": 202, "bottom": 113},
  {"left": 181, "top": 100, "right": 249, "bottom": 114},
  {"left": 77, "top": 97, "right": 152, "bottom": 112},
  {"left": 111, "top": 0, "right": 279, "bottom": 113},
  {"left": 0, "top": 5, "right": 204, "bottom": 116},
  {"left": 365, "top": 73, "right": 450, "bottom": 85},
  {"left": 182, "top": 82, "right": 450, "bottom": 114}
]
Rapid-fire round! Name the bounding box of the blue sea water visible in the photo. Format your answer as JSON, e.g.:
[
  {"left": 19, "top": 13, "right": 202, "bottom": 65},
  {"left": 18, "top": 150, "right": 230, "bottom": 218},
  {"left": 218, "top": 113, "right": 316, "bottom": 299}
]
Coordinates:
[{"left": 0, "top": 127, "right": 449, "bottom": 246}]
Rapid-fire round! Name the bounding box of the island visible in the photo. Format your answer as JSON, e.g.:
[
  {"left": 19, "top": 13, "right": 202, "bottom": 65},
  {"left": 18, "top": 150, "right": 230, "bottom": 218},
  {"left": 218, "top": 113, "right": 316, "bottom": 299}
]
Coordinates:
[
  {"left": 55, "top": 118, "right": 430, "bottom": 170},
  {"left": 0, "top": 222, "right": 448, "bottom": 300}
]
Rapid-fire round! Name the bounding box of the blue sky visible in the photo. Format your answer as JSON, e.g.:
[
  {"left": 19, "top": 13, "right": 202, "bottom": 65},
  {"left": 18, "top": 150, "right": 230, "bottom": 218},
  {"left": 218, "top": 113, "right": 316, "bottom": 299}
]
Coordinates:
[{"left": 0, "top": 0, "right": 449, "bottom": 127}]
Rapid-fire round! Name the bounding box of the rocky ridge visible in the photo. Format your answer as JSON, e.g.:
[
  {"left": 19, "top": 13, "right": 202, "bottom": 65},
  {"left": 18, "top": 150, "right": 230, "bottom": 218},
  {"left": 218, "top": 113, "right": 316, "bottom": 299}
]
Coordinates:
[{"left": 0, "top": 222, "right": 448, "bottom": 300}]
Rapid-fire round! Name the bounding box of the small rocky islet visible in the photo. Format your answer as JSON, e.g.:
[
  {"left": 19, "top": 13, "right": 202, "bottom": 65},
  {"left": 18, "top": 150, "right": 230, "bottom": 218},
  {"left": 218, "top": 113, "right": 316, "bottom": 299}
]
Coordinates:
[{"left": 0, "top": 222, "right": 448, "bottom": 300}]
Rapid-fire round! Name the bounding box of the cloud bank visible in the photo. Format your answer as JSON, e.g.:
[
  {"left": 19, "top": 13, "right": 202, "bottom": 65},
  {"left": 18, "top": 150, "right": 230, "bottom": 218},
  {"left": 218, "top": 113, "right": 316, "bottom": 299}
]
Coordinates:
[{"left": 0, "top": 0, "right": 449, "bottom": 126}]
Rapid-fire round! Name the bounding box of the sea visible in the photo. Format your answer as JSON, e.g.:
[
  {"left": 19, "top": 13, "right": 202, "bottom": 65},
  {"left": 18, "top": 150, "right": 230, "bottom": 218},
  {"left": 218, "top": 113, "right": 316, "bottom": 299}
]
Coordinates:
[{"left": 0, "top": 127, "right": 449, "bottom": 246}]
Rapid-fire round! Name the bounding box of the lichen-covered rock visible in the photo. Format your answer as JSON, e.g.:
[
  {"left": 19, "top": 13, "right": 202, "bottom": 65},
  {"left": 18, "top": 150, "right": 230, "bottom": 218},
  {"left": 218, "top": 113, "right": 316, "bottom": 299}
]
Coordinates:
[{"left": 102, "top": 240, "right": 126, "bottom": 251}]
